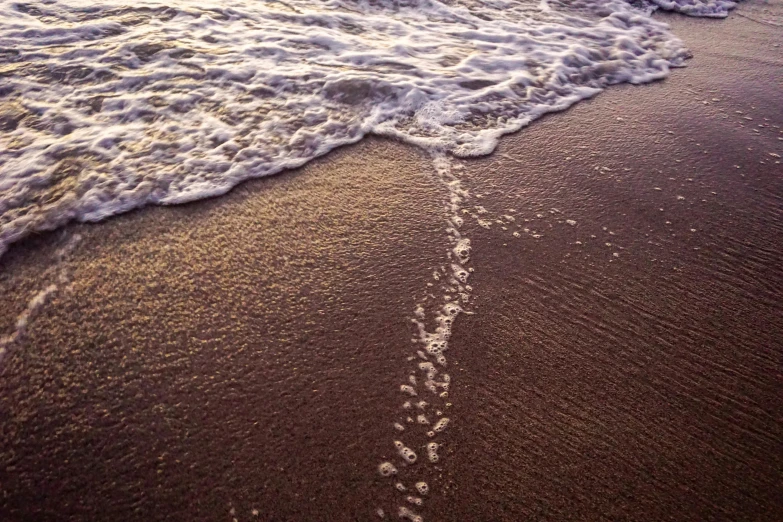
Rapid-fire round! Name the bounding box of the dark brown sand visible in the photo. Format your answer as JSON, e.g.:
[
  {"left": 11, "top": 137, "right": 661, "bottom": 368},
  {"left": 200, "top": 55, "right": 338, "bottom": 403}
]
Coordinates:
[{"left": 2, "top": 4, "right": 782, "bottom": 522}]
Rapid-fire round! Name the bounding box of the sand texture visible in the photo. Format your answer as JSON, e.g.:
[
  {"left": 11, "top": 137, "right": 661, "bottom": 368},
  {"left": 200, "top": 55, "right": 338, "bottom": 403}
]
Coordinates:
[{"left": 1, "top": 3, "right": 782, "bottom": 521}]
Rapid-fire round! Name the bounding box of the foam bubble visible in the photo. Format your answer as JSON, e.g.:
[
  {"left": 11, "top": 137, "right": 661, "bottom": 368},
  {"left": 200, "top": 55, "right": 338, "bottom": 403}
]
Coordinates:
[
  {"left": 415, "top": 482, "right": 429, "bottom": 496},
  {"left": 400, "top": 385, "right": 417, "bottom": 397},
  {"left": 424, "top": 341, "right": 445, "bottom": 357},
  {"left": 394, "top": 441, "right": 418, "bottom": 464},
  {"left": 398, "top": 506, "right": 423, "bottom": 522},
  {"left": 451, "top": 264, "right": 470, "bottom": 284},
  {"left": 432, "top": 418, "right": 450, "bottom": 434},
  {"left": 418, "top": 362, "right": 437, "bottom": 378},
  {"left": 453, "top": 239, "right": 472, "bottom": 265},
  {"left": 443, "top": 303, "right": 462, "bottom": 318},
  {"left": 378, "top": 462, "right": 398, "bottom": 477},
  {"left": 426, "top": 442, "right": 440, "bottom": 463},
  {"left": 649, "top": 0, "right": 737, "bottom": 17}
]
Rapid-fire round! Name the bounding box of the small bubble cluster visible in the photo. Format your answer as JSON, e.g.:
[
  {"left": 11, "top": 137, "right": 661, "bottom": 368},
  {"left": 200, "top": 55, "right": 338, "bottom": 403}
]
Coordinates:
[
  {"left": 378, "top": 462, "right": 398, "bottom": 477},
  {"left": 426, "top": 442, "right": 440, "bottom": 463},
  {"left": 431, "top": 418, "right": 450, "bottom": 434},
  {"left": 398, "top": 506, "right": 423, "bottom": 522},
  {"left": 394, "top": 441, "right": 418, "bottom": 464},
  {"left": 400, "top": 384, "right": 417, "bottom": 396}
]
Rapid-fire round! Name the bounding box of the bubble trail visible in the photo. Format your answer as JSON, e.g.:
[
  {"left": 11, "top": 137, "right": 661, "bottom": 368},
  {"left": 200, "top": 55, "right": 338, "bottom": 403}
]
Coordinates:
[{"left": 375, "top": 153, "right": 473, "bottom": 518}]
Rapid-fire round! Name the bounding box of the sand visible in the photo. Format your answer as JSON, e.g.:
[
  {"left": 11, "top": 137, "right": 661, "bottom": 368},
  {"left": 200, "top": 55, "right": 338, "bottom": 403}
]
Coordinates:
[{"left": 1, "top": 3, "right": 782, "bottom": 521}]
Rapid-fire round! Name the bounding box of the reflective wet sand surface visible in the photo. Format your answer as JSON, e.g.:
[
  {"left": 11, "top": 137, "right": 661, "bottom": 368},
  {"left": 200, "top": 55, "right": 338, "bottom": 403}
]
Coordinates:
[{"left": 2, "top": 6, "right": 782, "bottom": 522}]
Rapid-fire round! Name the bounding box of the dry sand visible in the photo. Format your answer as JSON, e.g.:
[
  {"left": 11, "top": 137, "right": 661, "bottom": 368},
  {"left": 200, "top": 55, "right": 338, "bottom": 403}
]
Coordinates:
[{"left": 2, "top": 3, "right": 782, "bottom": 521}]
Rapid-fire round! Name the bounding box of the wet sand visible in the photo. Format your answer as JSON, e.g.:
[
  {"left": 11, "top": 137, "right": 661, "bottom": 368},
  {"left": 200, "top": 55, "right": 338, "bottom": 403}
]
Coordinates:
[{"left": 2, "top": 4, "right": 782, "bottom": 522}]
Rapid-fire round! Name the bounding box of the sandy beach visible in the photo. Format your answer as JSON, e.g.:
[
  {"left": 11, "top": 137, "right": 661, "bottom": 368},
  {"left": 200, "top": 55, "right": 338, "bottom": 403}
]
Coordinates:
[{"left": 1, "top": 3, "right": 782, "bottom": 521}]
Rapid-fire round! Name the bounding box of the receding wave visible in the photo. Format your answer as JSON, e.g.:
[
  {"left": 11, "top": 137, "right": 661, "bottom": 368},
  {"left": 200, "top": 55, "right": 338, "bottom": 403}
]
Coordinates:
[{"left": 0, "top": 0, "right": 736, "bottom": 257}]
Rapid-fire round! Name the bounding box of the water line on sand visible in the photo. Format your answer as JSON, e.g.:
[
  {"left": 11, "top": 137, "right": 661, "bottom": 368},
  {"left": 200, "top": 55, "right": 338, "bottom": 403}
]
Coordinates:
[{"left": 0, "top": 233, "right": 81, "bottom": 364}]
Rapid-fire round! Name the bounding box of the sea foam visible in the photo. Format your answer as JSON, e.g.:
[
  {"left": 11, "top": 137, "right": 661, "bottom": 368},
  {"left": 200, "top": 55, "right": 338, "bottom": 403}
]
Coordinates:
[{"left": 0, "top": 0, "right": 736, "bottom": 257}]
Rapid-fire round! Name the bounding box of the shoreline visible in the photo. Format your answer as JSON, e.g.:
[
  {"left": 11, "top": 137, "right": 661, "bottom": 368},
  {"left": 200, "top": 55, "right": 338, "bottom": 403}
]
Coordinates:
[
  {"left": 2, "top": 3, "right": 783, "bottom": 521},
  {"left": 0, "top": 0, "right": 733, "bottom": 262}
]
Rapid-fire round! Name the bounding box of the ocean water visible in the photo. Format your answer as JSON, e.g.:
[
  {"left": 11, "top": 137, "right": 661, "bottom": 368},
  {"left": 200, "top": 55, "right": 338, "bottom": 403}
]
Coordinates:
[{"left": 0, "top": 0, "right": 737, "bottom": 258}]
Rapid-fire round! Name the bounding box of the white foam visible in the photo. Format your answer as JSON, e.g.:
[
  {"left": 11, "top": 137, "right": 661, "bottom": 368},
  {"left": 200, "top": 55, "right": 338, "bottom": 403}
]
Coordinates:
[
  {"left": 415, "top": 482, "right": 429, "bottom": 496},
  {"left": 432, "top": 417, "right": 450, "bottom": 434},
  {"left": 426, "top": 442, "right": 440, "bottom": 463},
  {"left": 0, "top": 0, "right": 733, "bottom": 257},
  {"left": 400, "top": 384, "right": 417, "bottom": 396},
  {"left": 378, "top": 462, "right": 398, "bottom": 477},
  {"left": 453, "top": 239, "right": 472, "bottom": 265},
  {"left": 394, "top": 440, "right": 418, "bottom": 464},
  {"left": 649, "top": 0, "right": 737, "bottom": 17},
  {"left": 380, "top": 156, "right": 468, "bottom": 516},
  {"left": 398, "top": 506, "right": 423, "bottom": 522}
]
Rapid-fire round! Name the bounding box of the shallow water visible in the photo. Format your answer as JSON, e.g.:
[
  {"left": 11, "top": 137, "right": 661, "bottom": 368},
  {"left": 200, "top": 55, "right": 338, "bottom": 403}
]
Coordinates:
[{"left": 0, "top": 0, "right": 736, "bottom": 257}]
